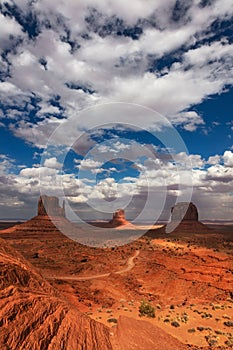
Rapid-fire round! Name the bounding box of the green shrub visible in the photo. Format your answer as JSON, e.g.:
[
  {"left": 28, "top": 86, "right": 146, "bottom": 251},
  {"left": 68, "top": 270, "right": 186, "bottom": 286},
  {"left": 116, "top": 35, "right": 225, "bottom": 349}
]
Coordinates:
[{"left": 139, "top": 300, "right": 155, "bottom": 318}]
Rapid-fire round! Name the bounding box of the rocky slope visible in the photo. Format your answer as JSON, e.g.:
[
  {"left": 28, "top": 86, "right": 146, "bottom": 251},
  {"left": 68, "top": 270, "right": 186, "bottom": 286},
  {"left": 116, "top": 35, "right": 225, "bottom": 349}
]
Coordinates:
[
  {"left": 0, "top": 238, "right": 205, "bottom": 350},
  {"left": 0, "top": 238, "right": 113, "bottom": 350},
  {"left": 112, "top": 316, "right": 188, "bottom": 350}
]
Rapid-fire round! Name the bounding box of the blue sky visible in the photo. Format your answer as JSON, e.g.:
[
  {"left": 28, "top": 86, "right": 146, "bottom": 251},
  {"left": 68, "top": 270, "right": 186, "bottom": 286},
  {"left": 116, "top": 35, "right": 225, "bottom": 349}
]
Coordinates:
[{"left": 0, "top": 0, "right": 232, "bottom": 221}]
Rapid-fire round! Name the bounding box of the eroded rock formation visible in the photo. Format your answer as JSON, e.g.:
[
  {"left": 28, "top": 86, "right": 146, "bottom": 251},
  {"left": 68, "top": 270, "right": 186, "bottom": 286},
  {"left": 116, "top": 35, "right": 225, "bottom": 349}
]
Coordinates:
[
  {"left": 171, "top": 202, "right": 198, "bottom": 222},
  {"left": 0, "top": 196, "right": 71, "bottom": 240},
  {"left": 146, "top": 202, "right": 214, "bottom": 236},
  {"left": 38, "top": 195, "right": 65, "bottom": 217},
  {"left": 109, "top": 209, "right": 129, "bottom": 227},
  {"left": 0, "top": 238, "right": 113, "bottom": 350}
]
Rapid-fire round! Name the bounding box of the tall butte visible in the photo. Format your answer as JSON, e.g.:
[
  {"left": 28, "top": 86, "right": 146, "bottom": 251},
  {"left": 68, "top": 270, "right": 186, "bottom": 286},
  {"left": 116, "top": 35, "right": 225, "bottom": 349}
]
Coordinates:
[
  {"left": 146, "top": 202, "right": 214, "bottom": 237},
  {"left": 171, "top": 202, "right": 198, "bottom": 222},
  {"left": 166, "top": 201, "right": 213, "bottom": 234},
  {"left": 38, "top": 195, "right": 66, "bottom": 217},
  {"left": 1, "top": 195, "right": 70, "bottom": 240}
]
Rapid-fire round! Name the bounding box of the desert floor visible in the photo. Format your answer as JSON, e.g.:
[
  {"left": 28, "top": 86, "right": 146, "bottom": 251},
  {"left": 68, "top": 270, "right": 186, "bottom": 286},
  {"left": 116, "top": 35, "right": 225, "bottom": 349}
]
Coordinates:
[{"left": 1, "top": 221, "right": 233, "bottom": 348}]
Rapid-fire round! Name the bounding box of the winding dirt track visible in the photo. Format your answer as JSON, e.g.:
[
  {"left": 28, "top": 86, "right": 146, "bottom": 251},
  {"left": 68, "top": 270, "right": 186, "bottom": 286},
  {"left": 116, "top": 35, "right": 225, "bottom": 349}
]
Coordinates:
[{"left": 47, "top": 250, "right": 140, "bottom": 281}]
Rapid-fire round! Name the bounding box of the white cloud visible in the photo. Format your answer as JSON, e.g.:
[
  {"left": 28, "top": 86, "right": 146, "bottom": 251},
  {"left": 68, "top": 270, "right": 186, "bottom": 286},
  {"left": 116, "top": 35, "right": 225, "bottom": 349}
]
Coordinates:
[
  {"left": 0, "top": 149, "right": 233, "bottom": 220},
  {"left": 20, "top": 166, "right": 57, "bottom": 178},
  {"left": 0, "top": 0, "right": 233, "bottom": 220},
  {"left": 223, "top": 150, "right": 233, "bottom": 167},
  {"left": 207, "top": 155, "right": 221, "bottom": 165},
  {"left": 172, "top": 111, "right": 205, "bottom": 131},
  {"left": 67, "top": 194, "right": 88, "bottom": 203},
  {"left": 0, "top": 82, "right": 22, "bottom": 95},
  {"left": 206, "top": 164, "right": 233, "bottom": 181},
  {"left": 44, "top": 157, "right": 62, "bottom": 169},
  {"left": 76, "top": 159, "right": 102, "bottom": 171},
  {"left": 174, "top": 152, "right": 205, "bottom": 168},
  {"left": 1, "top": 0, "right": 232, "bottom": 149},
  {"left": 0, "top": 13, "right": 23, "bottom": 46}
]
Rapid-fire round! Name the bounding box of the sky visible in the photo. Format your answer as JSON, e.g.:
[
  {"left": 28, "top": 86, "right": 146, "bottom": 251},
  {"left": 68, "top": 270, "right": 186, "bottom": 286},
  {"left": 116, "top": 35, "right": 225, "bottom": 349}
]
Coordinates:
[{"left": 0, "top": 0, "right": 232, "bottom": 222}]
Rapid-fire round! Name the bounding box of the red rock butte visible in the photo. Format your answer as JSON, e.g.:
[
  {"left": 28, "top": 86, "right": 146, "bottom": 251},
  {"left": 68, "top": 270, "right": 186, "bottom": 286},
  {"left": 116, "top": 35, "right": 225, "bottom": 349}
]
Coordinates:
[
  {"left": 38, "top": 195, "right": 65, "bottom": 217},
  {"left": 108, "top": 209, "right": 130, "bottom": 227},
  {"left": 147, "top": 202, "right": 215, "bottom": 237},
  {"left": 171, "top": 202, "right": 198, "bottom": 222},
  {"left": 90, "top": 208, "right": 132, "bottom": 228},
  {"left": 1, "top": 195, "right": 71, "bottom": 240}
]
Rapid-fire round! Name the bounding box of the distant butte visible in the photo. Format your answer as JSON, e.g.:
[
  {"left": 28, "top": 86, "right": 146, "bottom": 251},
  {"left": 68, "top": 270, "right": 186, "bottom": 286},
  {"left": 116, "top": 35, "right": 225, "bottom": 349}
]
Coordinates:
[
  {"left": 0, "top": 196, "right": 71, "bottom": 240},
  {"left": 146, "top": 202, "right": 215, "bottom": 237},
  {"left": 108, "top": 209, "right": 130, "bottom": 227},
  {"left": 90, "top": 208, "right": 134, "bottom": 229},
  {"left": 171, "top": 202, "right": 198, "bottom": 222}
]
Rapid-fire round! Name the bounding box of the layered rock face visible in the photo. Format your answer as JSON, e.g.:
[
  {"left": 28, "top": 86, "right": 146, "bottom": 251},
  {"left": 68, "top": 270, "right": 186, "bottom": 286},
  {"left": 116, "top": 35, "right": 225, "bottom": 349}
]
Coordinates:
[
  {"left": 109, "top": 209, "right": 129, "bottom": 227},
  {"left": 171, "top": 202, "right": 198, "bottom": 222},
  {"left": 0, "top": 238, "right": 113, "bottom": 350},
  {"left": 38, "top": 195, "right": 65, "bottom": 217},
  {"left": 1, "top": 196, "right": 71, "bottom": 240}
]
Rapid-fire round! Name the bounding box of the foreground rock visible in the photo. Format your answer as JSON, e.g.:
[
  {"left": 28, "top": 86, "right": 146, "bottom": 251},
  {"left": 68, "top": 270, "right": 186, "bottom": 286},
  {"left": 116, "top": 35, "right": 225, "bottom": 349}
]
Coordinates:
[{"left": 0, "top": 238, "right": 113, "bottom": 350}]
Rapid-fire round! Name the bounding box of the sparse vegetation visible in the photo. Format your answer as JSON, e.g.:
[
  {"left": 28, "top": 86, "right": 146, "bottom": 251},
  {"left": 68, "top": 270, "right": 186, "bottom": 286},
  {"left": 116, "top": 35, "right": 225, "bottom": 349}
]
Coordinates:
[
  {"left": 188, "top": 328, "right": 196, "bottom": 333},
  {"left": 205, "top": 335, "right": 218, "bottom": 347},
  {"left": 139, "top": 300, "right": 155, "bottom": 318},
  {"left": 107, "top": 318, "right": 117, "bottom": 324},
  {"left": 201, "top": 312, "right": 212, "bottom": 319}
]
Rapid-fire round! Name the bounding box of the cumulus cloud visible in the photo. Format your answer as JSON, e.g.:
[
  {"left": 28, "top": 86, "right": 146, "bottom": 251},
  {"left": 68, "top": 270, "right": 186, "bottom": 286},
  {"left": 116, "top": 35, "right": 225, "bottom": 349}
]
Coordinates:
[
  {"left": 207, "top": 155, "right": 221, "bottom": 165},
  {"left": 0, "top": 147, "right": 233, "bottom": 220},
  {"left": 75, "top": 159, "right": 103, "bottom": 175},
  {"left": 171, "top": 111, "right": 205, "bottom": 131},
  {"left": 0, "top": 0, "right": 232, "bottom": 148},
  {"left": 0, "top": 12, "right": 23, "bottom": 47},
  {"left": 223, "top": 150, "right": 233, "bottom": 167},
  {"left": 0, "top": 1, "right": 233, "bottom": 220},
  {"left": 44, "top": 157, "right": 62, "bottom": 169}
]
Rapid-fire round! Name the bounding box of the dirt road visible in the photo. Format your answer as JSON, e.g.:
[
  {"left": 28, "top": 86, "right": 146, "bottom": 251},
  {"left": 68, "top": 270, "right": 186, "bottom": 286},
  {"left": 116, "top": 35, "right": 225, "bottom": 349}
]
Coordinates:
[{"left": 47, "top": 250, "right": 140, "bottom": 281}]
